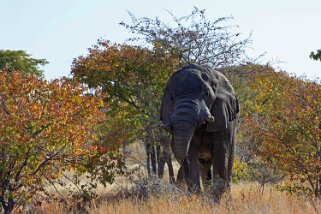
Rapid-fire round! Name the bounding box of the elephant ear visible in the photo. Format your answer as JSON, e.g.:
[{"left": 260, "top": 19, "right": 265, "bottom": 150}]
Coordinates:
[
  {"left": 160, "top": 81, "right": 174, "bottom": 125},
  {"left": 206, "top": 80, "right": 239, "bottom": 132}
]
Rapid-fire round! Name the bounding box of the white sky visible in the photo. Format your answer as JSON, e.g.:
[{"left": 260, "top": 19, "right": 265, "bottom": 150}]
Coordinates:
[{"left": 0, "top": 0, "right": 320, "bottom": 80}]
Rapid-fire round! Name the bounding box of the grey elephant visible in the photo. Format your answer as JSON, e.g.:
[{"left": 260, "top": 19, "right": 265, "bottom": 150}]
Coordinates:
[{"left": 160, "top": 64, "right": 239, "bottom": 200}]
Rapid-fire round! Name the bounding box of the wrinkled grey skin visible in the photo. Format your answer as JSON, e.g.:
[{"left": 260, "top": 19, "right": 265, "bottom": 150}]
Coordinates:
[{"left": 160, "top": 64, "right": 239, "bottom": 200}]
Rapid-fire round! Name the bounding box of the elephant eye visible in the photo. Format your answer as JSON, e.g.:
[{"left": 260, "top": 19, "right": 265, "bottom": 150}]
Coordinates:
[{"left": 201, "top": 73, "right": 209, "bottom": 81}]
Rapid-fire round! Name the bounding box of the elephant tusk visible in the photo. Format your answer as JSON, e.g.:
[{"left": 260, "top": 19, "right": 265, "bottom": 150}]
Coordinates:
[
  {"left": 160, "top": 122, "right": 171, "bottom": 132},
  {"left": 206, "top": 115, "right": 215, "bottom": 123}
]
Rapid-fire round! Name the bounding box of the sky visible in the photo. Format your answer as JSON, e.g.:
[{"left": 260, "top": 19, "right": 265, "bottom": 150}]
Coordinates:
[{"left": 0, "top": 0, "right": 320, "bottom": 80}]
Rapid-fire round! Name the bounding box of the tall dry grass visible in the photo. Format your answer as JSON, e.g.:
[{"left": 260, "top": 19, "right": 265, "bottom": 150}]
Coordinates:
[
  {"left": 89, "top": 183, "right": 320, "bottom": 214},
  {"left": 33, "top": 182, "right": 321, "bottom": 214},
  {"left": 21, "top": 143, "right": 321, "bottom": 213}
]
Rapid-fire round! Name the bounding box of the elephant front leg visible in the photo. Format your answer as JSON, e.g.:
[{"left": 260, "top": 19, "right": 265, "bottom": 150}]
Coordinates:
[
  {"left": 183, "top": 143, "right": 201, "bottom": 194},
  {"left": 176, "top": 166, "right": 187, "bottom": 191}
]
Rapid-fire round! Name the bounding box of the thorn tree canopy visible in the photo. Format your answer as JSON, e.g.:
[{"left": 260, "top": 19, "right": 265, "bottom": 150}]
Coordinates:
[{"left": 120, "top": 7, "right": 251, "bottom": 68}]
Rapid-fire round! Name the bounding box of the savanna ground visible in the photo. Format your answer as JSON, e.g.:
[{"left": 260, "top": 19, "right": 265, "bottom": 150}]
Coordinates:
[{"left": 22, "top": 143, "right": 321, "bottom": 214}]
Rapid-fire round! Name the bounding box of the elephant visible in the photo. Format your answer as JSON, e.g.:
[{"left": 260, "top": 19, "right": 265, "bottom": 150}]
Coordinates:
[{"left": 160, "top": 64, "right": 239, "bottom": 200}]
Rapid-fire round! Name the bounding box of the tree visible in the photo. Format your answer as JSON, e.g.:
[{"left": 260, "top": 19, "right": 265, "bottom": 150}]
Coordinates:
[
  {"left": 72, "top": 7, "right": 252, "bottom": 182},
  {"left": 0, "top": 70, "right": 112, "bottom": 213},
  {"left": 310, "top": 49, "right": 321, "bottom": 62},
  {"left": 245, "top": 70, "right": 321, "bottom": 198},
  {"left": 0, "top": 50, "right": 48, "bottom": 76},
  {"left": 120, "top": 6, "right": 252, "bottom": 177},
  {"left": 72, "top": 41, "right": 178, "bottom": 181},
  {"left": 120, "top": 7, "right": 250, "bottom": 177},
  {"left": 120, "top": 7, "right": 251, "bottom": 68}
]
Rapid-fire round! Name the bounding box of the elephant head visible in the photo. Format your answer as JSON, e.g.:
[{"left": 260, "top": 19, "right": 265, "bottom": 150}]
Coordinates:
[{"left": 160, "top": 64, "right": 239, "bottom": 161}]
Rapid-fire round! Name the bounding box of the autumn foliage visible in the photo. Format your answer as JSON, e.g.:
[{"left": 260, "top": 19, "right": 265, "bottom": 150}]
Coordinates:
[
  {"left": 243, "top": 70, "right": 321, "bottom": 197},
  {"left": 0, "top": 70, "right": 108, "bottom": 212}
]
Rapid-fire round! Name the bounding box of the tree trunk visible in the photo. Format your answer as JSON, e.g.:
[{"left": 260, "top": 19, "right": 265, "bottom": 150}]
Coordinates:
[
  {"left": 150, "top": 144, "right": 157, "bottom": 174},
  {"left": 1, "top": 197, "right": 15, "bottom": 214},
  {"left": 158, "top": 133, "right": 175, "bottom": 183},
  {"left": 317, "top": 176, "right": 321, "bottom": 199},
  {"left": 146, "top": 129, "right": 175, "bottom": 183},
  {"left": 145, "top": 128, "right": 157, "bottom": 175},
  {"left": 157, "top": 141, "right": 165, "bottom": 178},
  {"left": 158, "top": 134, "right": 165, "bottom": 178},
  {"left": 145, "top": 141, "right": 151, "bottom": 176},
  {"left": 166, "top": 154, "right": 175, "bottom": 184}
]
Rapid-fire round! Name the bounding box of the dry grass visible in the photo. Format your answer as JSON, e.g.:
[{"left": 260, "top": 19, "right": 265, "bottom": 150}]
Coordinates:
[
  {"left": 32, "top": 182, "right": 321, "bottom": 214},
  {"left": 89, "top": 183, "right": 320, "bottom": 214},
  {"left": 22, "top": 143, "right": 321, "bottom": 213}
]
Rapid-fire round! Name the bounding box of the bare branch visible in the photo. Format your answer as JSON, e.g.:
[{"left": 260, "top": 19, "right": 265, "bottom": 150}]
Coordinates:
[{"left": 121, "top": 7, "right": 251, "bottom": 68}]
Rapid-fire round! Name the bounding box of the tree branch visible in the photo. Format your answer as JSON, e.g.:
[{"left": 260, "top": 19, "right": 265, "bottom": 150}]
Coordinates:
[
  {"left": 29, "top": 144, "right": 67, "bottom": 176},
  {"left": 0, "top": 99, "right": 10, "bottom": 115}
]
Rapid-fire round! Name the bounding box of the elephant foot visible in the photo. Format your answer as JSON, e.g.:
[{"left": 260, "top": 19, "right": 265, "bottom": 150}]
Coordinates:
[
  {"left": 187, "top": 183, "right": 202, "bottom": 195},
  {"left": 176, "top": 167, "right": 187, "bottom": 191},
  {"left": 212, "top": 176, "right": 226, "bottom": 203}
]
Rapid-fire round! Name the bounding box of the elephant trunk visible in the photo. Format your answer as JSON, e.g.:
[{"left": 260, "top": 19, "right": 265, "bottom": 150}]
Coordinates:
[
  {"left": 172, "top": 124, "right": 195, "bottom": 161},
  {"left": 171, "top": 99, "right": 198, "bottom": 161},
  {"left": 170, "top": 98, "right": 214, "bottom": 162}
]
